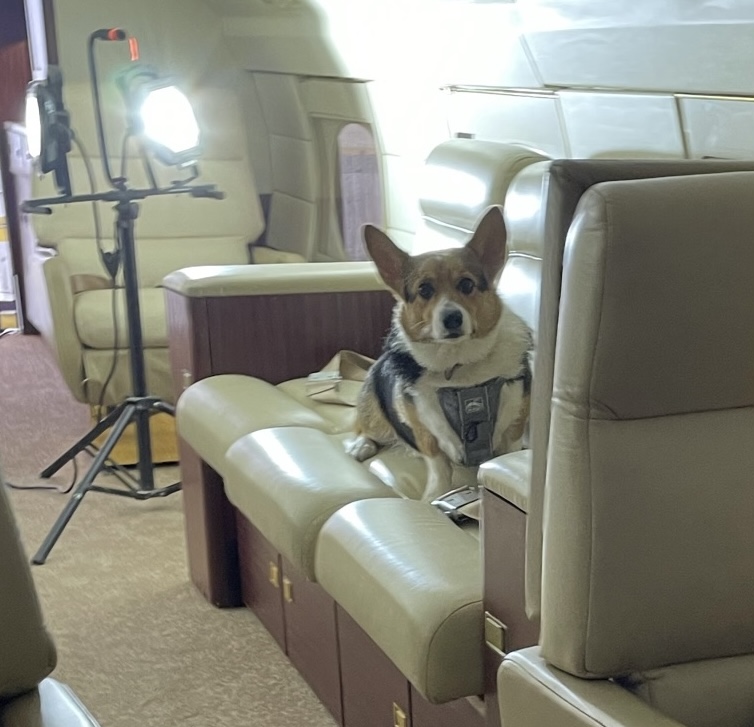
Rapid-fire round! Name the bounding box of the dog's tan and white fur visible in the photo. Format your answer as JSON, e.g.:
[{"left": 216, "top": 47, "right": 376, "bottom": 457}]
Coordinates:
[{"left": 348, "top": 205, "right": 532, "bottom": 501}]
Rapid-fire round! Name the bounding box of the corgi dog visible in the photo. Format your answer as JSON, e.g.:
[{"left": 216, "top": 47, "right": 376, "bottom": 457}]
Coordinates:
[{"left": 348, "top": 205, "right": 533, "bottom": 501}]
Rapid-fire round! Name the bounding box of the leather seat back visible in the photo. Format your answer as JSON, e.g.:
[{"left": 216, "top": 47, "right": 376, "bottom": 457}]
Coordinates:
[
  {"left": 413, "top": 139, "right": 547, "bottom": 255},
  {"left": 525, "top": 157, "right": 754, "bottom": 621},
  {"left": 538, "top": 172, "right": 754, "bottom": 725}
]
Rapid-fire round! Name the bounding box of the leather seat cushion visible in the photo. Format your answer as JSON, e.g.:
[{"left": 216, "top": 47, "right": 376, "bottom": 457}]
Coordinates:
[
  {"left": 74, "top": 288, "right": 168, "bottom": 349},
  {"left": 176, "top": 375, "right": 334, "bottom": 475},
  {"left": 316, "top": 498, "right": 483, "bottom": 704},
  {"left": 224, "top": 428, "right": 399, "bottom": 579}
]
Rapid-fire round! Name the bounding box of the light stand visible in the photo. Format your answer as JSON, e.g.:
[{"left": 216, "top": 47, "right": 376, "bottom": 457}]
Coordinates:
[{"left": 23, "top": 30, "right": 222, "bottom": 564}]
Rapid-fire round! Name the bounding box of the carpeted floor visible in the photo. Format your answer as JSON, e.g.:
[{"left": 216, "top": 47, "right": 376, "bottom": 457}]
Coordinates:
[{"left": 0, "top": 332, "right": 338, "bottom": 727}]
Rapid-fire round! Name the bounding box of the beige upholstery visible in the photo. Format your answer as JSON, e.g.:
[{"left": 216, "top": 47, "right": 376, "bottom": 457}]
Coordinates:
[
  {"left": 173, "top": 140, "right": 549, "bottom": 706},
  {"left": 416, "top": 140, "right": 547, "bottom": 253},
  {"left": 32, "top": 85, "right": 264, "bottom": 406},
  {"left": 524, "top": 157, "right": 754, "bottom": 620},
  {"left": 498, "top": 172, "right": 754, "bottom": 727},
  {"left": 316, "top": 499, "right": 483, "bottom": 704},
  {"left": 0, "top": 469, "right": 100, "bottom": 726},
  {"left": 224, "top": 428, "right": 399, "bottom": 579}
]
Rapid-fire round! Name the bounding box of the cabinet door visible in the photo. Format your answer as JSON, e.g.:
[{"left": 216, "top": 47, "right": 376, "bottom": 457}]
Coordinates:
[
  {"left": 281, "top": 558, "right": 342, "bottom": 724},
  {"left": 236, "top": 513, "right": 286, "bottom": 651},
  {"left": 337, "top": 606, "right": 412, "bottom": 727}
]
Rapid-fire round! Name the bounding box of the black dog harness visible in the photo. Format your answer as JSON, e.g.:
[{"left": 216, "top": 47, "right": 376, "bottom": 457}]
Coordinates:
[{"left": 438, "top": 353, "right": 532, "bottom": 466}]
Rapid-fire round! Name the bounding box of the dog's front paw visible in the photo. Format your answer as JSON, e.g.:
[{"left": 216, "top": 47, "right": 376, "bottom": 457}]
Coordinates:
[
  {"left": 422, "top": 456, "right": 453, "bottom": 501},
  {"left": 346, "top": 435, "right": 379, "bottom": 462}
]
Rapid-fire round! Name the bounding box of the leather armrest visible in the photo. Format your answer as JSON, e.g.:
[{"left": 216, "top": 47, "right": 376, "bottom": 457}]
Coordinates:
[
  {"left": 0, "top": 679, "right": 100, "bottom": 727},
  {"left": 478, "top": 449, "right": 531, "bottom": 512},
  {"left": 497, "top": 649, "right": 686, "bottom": 727},
  {"left": 162, "top": 261, "right": 385, "bottom": 297}
]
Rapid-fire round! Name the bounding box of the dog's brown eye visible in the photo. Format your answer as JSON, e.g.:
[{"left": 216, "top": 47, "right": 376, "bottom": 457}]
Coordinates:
[
  {"left": 458, "top": 277, "right": 475, "bottom": 295},
  {"left": 418, "top": 282, "right": 435, "bottom": 300}
]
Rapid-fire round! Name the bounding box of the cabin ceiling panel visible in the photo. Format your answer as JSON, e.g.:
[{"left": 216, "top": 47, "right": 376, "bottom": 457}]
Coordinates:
[
  {"left": 559, "top": 92, "right": 685, "bottom": 160},
  {"left": 680, "top": 98, "right": 754, "bottom": 161},
  {"left": 253, "top": 73, "right": 312, "bottom": 140},
  {"left": 522, "top": 23, "right": 754, "bottom": 96},
  {"left": 446, "top": 92, "right": 566, "bottom": 158},
  {"left": 516, "top": 0, "right": 754, "bottom": 31}
]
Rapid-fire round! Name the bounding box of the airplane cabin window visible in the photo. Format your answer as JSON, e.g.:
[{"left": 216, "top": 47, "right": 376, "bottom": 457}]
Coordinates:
[{"left": 337, "top": 123, "right": 383, "bottom": 261}]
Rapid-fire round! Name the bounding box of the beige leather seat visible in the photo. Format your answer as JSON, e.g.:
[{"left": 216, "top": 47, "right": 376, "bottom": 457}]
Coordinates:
[
  {"left": 497, "top": 171, "right": 754, "bottom": 727},
  {"left": 0, "top": 470, "right": 100, "bottom": 726},
  {"left": 30, "top": 85, "right": 266, "bottom": 407}
]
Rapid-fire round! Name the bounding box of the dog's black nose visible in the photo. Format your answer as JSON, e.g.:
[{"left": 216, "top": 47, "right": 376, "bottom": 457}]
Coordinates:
[{"left": 443, "top": 310, "right": 464, "bottom": 331}]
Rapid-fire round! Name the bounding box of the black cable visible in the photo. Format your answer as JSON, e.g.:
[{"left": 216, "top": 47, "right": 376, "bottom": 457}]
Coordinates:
[
  {"left": 4, "top": 458, "right": 77, "bottom": 494},
  {"left": 71, "top": 131, "right": 122, "bottom": 422}
]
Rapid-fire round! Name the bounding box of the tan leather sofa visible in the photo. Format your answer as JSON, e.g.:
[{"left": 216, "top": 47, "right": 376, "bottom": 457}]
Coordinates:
[
  {"left": 0, "top": 470, "right": 100, "bottom": 726},
  {"left": 29, "top": 84, "right": 266, "bottom": 407},
  {"left": 497, "top": 170, "right": 754, "bottom": 727}
]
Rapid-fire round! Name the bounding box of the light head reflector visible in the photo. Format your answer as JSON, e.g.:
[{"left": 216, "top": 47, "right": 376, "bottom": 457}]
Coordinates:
[{"left": 118, "top": 64, "right": 201, "bottom": 168}]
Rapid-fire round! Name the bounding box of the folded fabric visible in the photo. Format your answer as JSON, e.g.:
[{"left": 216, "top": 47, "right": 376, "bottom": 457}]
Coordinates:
[{"left": 306, "top": 350, "right": 375, "bottom": 406}]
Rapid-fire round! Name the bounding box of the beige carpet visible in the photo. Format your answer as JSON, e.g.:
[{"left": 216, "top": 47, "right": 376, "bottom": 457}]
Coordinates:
[{"left": 0, "top": 333, "right": 338, "bottom": 727}]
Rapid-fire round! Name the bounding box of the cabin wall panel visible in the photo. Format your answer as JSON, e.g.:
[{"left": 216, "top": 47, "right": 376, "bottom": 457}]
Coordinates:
[
  {"left": 270, "top": 135, "right": 317, "bottom": 201},
  {"left": 52, "top": 0, "right": 228, "bottom": 86},
  {"left": 559, "top": 92, "right": 685, "bottom": 160},
  {"left": 680, "top": 98, "right": 754, "bottom": 161},
  {"left": 381, "top": 154, "right": 424, "bottom": 245},
  {"left": 237, "top": 72, "right": 273, "bottom": 195},
  {"left": 446, "top": 93, "right": 567, "bottom": 158},
  {"left": 299, "top": 78, "right": 373, "bottom": 123},
  {"left": 253, "top": 73, "right": 312, "bottom": 141}
]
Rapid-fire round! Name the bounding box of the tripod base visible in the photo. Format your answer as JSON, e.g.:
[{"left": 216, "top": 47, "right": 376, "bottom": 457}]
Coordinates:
[{"left": 33, "top": 395, "right": 181, "bottom": 565}]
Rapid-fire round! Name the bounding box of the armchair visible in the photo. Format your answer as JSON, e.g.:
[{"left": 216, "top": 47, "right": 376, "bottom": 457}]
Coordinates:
[
  {"left": 29, "top": 84, "right": 264, "bottom": 408},
  {"left": 497, "top": 171, "right": 754, "bottom": 727}
]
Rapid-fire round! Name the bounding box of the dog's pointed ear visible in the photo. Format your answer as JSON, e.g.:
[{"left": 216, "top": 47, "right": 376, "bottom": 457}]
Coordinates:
[
  {"left": 466, "top": 206, "right": 508, "bottom": 284},
  {"left": 363, "top": 224, "right": 409, "bottom": 296}
]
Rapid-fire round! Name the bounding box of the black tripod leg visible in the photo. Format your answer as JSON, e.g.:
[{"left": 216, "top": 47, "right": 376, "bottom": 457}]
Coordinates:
[
  {"left": 151, "top": 400, "right": 175, "bottom": 416},
  {"left": 40, "top": 402, "right": 128, "bottom": 478},
  {"left": 32, "top": 403, "right": 137, "bottom": 565}
]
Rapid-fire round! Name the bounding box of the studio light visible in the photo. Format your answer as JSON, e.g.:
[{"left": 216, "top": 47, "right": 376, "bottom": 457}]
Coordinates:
[
  {"left": 117, "top": 64, "right": 201, "bottom": 168},
  {"left": 21, "top": 27, "right": 223, "bottom": 566},
  {"left": 24, "top": 65, "right": 72, "bottom": 196}
]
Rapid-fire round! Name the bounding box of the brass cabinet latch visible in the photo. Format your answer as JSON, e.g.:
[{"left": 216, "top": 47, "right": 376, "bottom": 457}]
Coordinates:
[
  {"left": 392, "top": 702, "right": 408, "bottom": 727},
  {"left": 484, "top": 611, "right": 507, "bottom": 656},
  {"left": 282, "top": 576, "right": 294, "bottom": 604},
  {"left": 268, "top": 561, "right": 280, "bottom": 588}
]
